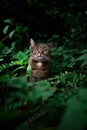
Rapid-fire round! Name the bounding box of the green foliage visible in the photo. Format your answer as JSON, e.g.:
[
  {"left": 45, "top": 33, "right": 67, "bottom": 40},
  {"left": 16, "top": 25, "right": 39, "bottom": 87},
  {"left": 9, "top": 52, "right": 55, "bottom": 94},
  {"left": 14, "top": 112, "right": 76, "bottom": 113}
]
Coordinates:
[
  {"left": 29, "top": 81, "right": 57, "bottom": 103},
  {"left": 0, "top": 0, "right": 87, "bottom": 48},
  {"left": 14, "top": 51, "right": 29, "bottom": 65},
  {"left": 26, "top": 64, "right": 32, "bottom": 77},
  {"left": 2, "top": 19, "right": 28, "bottom": 51},
  {"left": 51, "top": 46, "right": 79, "bottom": 74},
  {"left": 76, "top": 49, "right": 87, "bottom": 67},
  {"left": 16, "top": 122, "right": 30, "bottom": 130},
  {"left": 0, "top": 0, "right": 87, "bottom": 128},
  {"left": 57, "top": 88, "right": 87, "bottom": 130},
  {"left": 0, "top": 42, "right": 29, "bottom": 77},
  {"left": 0, "top": 27, "right": 86, "bottom": 129},
  {"left": 3, "top": 25, "right": 10, "bottom": 34},
  {"left": 0, "top": 109, "right": 21, "bottom": 128}
]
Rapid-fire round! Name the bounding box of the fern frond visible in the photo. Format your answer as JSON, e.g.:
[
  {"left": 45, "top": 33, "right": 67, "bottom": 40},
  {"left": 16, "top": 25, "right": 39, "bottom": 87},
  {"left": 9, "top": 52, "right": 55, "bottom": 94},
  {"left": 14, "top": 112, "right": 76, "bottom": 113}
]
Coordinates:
[
  {"left": 27, "top": 108, "right": 48, "bottom": 124},
  {"left": 0, "top": 61, "right": 23, "bottom": 72}
]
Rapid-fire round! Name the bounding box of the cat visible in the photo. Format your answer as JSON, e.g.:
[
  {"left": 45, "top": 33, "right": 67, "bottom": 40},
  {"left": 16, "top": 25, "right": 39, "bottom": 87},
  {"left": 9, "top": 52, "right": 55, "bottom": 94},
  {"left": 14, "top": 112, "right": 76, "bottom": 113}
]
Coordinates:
[{"left": 28, "top": 39, "right": 52, "bottom": 82}]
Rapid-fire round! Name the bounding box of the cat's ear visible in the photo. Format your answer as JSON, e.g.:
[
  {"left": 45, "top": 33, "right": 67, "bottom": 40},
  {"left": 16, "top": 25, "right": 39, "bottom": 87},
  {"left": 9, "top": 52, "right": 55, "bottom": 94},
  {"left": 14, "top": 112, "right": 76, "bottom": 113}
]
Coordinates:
[
  {"left": 30, "top": 39, "right": 36, "bottom": 47},
  {"left": 47, "top": 42, "right": 53, "bottom": 47}
]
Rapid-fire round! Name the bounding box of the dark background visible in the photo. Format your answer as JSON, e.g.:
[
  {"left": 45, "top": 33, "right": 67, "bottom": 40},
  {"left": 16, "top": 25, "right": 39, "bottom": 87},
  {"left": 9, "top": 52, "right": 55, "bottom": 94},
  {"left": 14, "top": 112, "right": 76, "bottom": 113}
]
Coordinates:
[{"left": 0, "top": 0, "right": 87, "bottom": 47}]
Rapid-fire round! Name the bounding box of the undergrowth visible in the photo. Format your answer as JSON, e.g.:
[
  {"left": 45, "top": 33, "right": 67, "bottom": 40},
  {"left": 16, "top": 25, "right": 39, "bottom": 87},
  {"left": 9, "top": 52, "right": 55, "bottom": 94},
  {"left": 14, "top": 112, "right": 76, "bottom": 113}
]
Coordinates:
[{"left": 0, "top": 19, "right": 87, "bottom": 130}]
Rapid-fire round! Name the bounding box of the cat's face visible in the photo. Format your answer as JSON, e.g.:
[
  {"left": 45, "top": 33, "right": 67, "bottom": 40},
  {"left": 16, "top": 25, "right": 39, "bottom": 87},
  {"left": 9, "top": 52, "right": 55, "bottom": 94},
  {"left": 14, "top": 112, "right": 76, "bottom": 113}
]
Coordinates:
[{"left": 30, "top": 39, "right": 52, "bottom": 62}]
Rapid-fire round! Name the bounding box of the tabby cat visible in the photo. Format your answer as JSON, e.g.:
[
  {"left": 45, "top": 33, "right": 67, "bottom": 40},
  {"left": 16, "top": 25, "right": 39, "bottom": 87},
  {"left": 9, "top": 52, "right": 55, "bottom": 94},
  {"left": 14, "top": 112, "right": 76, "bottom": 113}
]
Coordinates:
[{"left": 29, "top": 39, "right": 52, "bottom": 82}]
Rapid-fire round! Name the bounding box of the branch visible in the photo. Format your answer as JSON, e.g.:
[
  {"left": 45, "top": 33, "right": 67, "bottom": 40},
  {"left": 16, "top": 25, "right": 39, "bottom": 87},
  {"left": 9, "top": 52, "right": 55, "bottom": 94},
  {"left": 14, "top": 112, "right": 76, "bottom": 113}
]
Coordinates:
[{"left": 0, "top": 34, "right": 9, "bottom": 42}]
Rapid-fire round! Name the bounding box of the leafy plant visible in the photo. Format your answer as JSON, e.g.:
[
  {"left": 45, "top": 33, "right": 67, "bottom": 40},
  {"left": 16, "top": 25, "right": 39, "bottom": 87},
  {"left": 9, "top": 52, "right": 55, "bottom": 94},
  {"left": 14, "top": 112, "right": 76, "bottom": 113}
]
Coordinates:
[
  {"left": 51, "top": 46, "right": 80, "bottom": 74},
  {"left": 57, "top": 88, "right": 87, "bottom": 130},
  {"left": 28, "top": 81, "right": 57, "bottom": 103},
  {"left": 76, "top": 49, "right": 87, "bottom": 67},
  {"left": 0, "top": 13, "right": 87, "bottom": 129}
]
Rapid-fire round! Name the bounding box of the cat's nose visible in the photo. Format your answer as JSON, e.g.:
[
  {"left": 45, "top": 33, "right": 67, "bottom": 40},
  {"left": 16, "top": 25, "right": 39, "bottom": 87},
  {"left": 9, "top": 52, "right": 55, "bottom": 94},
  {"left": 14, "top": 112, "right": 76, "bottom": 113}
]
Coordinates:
[
  {"left": 38, "top": 54, "right": 43, "bottom": 57},
  {"left": 38, "top": 54, "right": 41, "bottom": 56}
]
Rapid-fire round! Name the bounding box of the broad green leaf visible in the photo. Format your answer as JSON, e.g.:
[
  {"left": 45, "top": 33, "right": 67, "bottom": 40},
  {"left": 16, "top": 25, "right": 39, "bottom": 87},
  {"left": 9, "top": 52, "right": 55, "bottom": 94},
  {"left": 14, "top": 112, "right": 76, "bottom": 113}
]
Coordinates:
[
  {"left": 0, "top": 58, "right": 4, "bottom": 61},
  {"left": 76, "top": 54, "right": 87, "bottom": 67},
  {"left": 14, "top": 51, "right": 28, "bottom": 63},
  {"left": 10, "top": 91, "right": 27, "bottom": 100},
  {"left": 76, "top": 54, "right": 87, "bottom": 61},
  {"left": 29, "top": 81, "right": 57, "bottom": 103},
  {"left": 81, "top": 49, "right": 87, "bottom": 53},
  {"left": 0, "top": 74, "right": 10, "bottom": 82},
  {"left": 9, "top": 76, "right": 28, "bottom": 89},
  {"left": 9, "top": 30, "right": 15, "bottom": 39},
  {"left": 3, "top": 25, "right": 9, "bottom": 34},
  {"left": 81, "top": 61, "right": 87, "bottom": 67},
  {"left": 26, "top": 65, "right": 32, "bottom": 76},
  {"left": 3, "top": 19, "right": 13, "bottom": 24},
  {"left": 57, "top": 90, "right": 87, "bottom": 130},
  {"left": 78, "top": 88, "right": 87, "bottom": 103}
]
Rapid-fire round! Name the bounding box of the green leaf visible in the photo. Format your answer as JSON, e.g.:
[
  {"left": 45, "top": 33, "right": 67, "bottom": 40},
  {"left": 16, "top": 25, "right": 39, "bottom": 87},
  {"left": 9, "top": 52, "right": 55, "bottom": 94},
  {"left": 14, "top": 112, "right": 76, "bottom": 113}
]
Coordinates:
[
  {"left": 14, "top": 51, "right": 28, "bottom": 63},
  {"left": 3, "top": 19, "right": 13, "bottom": 24},
  {"left": 9, "top": 76, "right": 28, "bottom": 89},
  {"left": 76, "top": 54, "right": 87, "bottom": 61},
  {"left": 13, "top": 66, "right": 25, "bottom": 74},
  {"left": 3, "top": 25, "right": 9, "bottom": 34},
  {"left": 0, "top": 58, "right": 4, "bottom": 62},
  {"left": 81, "top": 49, "right": 87, "bottom": 53},
  {"left": 81, "top": 61, "right": 87, "bottom": 67},
  {"left": 26, "top": 65, "right": 32, "bottom": 76},
  {"left": 78, "top": 88, "right": 87, "bottom": 104},
  {"left": 57, "top": 90, "right": 87, "bottom": 130},
  {"left": 10, "top": 91, "right": 27, "bottom": 100},
  {"left": 9, "top": 30, "right": 15, "bottom": 39},
  {"left": 29, "top": 81, "right": 57, "bottom": 103},
  {"left": 76, "top": 54, "right": 87, "bottom": 67},
  {"left": 0, "top": 74, "right": 10, "bottom": 83}
]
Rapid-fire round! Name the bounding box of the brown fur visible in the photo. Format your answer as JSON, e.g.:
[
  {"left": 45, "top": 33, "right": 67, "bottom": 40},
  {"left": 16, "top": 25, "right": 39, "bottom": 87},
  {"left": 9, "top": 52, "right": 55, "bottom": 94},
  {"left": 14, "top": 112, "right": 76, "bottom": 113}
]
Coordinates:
[{"left": 29, "top": 39, "right": 52, "bottom": 82}]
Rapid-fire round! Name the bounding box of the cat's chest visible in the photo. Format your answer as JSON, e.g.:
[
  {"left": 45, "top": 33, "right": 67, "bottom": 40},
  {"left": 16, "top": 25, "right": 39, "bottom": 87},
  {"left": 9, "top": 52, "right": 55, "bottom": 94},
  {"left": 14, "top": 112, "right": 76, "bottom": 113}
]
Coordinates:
[
  {"left": 30, "top": 58, "right": 50, "bottom": 69},
  {"left": 37, "top": 62, "right": 43, "bottom": 67}
]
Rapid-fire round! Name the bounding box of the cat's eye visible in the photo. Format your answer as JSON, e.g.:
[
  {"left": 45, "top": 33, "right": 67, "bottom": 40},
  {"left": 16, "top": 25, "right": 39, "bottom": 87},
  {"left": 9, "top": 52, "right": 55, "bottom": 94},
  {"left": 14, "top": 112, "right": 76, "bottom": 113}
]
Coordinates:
[
  {"left": 33, "top": 49, "right": 38, "bottom": 53},
  {"left": 44, "top": 50, "right": 49, "bottom": 55}
]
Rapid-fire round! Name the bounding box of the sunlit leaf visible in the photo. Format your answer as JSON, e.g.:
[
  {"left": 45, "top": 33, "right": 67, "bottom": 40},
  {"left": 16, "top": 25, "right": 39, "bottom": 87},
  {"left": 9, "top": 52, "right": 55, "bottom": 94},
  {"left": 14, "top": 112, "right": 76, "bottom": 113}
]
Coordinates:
[
  {"left": 9, "top": 30, "right": 15, "bottom": 39},
  {"left": 14, "top": 51, "right": 28, "bottom": 63},
  {"left": 3, "top": 19, "right": 13, "bottom": 24},
  {"left": 26, "top": 65, "right": 32, "bottom": 76},
  {"left": 3, "top": 25, "right": 9, "bottom": 34}
]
